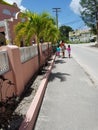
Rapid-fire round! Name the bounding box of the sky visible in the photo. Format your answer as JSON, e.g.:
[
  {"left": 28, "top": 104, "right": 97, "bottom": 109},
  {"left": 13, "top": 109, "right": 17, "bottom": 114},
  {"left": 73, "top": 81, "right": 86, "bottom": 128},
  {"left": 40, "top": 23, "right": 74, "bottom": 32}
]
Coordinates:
[{"left": 3, "top": 0, "right": 87, "bottom": 30}]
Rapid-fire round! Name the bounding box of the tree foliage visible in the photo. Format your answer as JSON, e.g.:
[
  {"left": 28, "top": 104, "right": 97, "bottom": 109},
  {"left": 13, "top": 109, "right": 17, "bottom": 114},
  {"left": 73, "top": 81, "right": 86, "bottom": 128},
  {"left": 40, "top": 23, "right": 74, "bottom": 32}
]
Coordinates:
[
  {"left": 80, "top": 0, "right": 98, "bottom": 34},
  {"left": 0, "top": 0, "right": 11, "bottom": 5},
  {"left": 59, "top": 25, "right": 73, "bottom": 42}
]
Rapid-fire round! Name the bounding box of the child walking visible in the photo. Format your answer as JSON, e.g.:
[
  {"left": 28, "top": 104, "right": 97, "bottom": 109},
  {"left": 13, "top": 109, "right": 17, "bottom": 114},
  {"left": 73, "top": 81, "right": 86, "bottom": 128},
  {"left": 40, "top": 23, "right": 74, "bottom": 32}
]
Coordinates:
[
  {"left": 56, "top": 45, "right": 60, "bottom": 57},
  {"left": 67, "top": 45, "right": 71, "bottom": 58}
]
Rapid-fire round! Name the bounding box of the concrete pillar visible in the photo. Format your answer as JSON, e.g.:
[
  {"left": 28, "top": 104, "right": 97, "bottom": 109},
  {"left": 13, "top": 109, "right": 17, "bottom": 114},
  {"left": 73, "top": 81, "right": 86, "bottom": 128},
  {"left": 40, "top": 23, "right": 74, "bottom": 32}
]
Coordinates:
[{"left": 7, "top": 45, "right": 24, "bottom": 96}]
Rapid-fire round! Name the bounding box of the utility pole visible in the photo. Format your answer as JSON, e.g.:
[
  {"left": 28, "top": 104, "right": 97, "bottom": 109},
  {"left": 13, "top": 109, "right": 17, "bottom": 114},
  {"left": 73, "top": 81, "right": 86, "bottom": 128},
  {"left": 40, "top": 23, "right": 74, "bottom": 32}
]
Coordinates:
[{"left": 52, "top": 8, "right": 61, "bottom": 28}]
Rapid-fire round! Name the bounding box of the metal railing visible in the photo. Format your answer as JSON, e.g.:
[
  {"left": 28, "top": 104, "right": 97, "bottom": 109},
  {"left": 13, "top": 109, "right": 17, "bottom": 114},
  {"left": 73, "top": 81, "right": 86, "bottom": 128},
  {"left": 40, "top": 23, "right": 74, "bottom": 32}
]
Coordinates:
[
  {"left": 19, "top": 45, "right": 38, "bottom": 63},
  {"left": 0, "top": 43, "right": 50, "bottom": 75},
  {"left": 0, "top": 51, "right": 9, "bottom": 75}
]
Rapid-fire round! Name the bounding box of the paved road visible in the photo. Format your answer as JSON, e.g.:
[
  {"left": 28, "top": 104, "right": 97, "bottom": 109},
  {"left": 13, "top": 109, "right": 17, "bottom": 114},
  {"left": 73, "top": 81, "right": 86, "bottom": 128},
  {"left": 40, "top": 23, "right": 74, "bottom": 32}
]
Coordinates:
[
  {"left": 34, "top": 54, "right": 98, "bottom": 130},
  {"left": 71, "top": 43, "right": 98, "bottom": 85}
]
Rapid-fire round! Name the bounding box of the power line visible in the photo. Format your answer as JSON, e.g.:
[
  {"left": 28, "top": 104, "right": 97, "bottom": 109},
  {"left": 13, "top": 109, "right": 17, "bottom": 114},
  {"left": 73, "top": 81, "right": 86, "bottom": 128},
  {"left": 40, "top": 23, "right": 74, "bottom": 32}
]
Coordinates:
[
  {"left": 52, "top": 8, "right": 61, "bottom": 28},
  {"left": 64, "top": 19, "right": 83, "bottom": 25},
  {"left": 61, "top": 19, "right": 86, "bottom": 29}
]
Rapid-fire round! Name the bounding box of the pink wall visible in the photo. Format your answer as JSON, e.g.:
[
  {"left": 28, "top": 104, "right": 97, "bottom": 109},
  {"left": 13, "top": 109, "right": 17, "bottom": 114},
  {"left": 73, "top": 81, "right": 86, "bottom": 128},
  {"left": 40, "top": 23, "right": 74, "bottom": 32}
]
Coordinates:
[
  {"left": 0, "top": 43, "right": 52, "bottom": 99},
  {"left": 22, "top": 56, "right": 39, "bottom": 86}
]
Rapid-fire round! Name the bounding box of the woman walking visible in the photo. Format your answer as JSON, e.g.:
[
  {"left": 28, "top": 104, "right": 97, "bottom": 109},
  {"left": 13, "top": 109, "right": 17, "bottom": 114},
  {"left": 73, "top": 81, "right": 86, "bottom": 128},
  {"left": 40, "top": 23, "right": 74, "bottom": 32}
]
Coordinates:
[{"left": 60, "top": 40, "right": 66, "bottom": 58}]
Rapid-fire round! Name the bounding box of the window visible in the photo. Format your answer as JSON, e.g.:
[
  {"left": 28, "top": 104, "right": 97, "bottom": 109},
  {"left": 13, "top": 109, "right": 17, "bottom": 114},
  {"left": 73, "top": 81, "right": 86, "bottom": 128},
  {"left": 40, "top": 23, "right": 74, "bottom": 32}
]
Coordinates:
[
  {"left": 13, "top": 12, "right": 16, "bottom": 17},
  {"left": 3, "top": 9, "right": 11, "bottom": 15}
]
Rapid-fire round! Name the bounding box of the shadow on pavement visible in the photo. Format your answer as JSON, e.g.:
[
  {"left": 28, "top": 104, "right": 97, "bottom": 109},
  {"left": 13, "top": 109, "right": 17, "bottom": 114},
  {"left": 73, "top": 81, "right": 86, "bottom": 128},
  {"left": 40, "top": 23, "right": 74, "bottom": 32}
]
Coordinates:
[
  {"left": 55, "top": 59, "right": 66, "bottom": 64},
  {"left": 48, "top": 72, "right": 70, "bottom": 82}
]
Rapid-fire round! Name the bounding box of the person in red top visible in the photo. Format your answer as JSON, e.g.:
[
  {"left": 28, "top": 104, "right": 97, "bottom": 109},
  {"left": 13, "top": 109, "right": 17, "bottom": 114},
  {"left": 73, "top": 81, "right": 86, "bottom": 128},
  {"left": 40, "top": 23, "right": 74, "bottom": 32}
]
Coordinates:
[{"left": 60, "top": 40, "right": 66, "bottom": 57}]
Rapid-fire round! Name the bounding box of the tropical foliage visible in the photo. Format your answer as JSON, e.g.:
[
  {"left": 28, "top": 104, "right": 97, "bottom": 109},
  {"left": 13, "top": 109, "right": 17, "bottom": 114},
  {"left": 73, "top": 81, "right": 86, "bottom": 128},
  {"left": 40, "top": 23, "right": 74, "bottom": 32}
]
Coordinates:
[
  {"left": 59, "top": 25, "right": 73, "bottom": 42},
  {"left": 14, "top": 11, "right": 59, "bottom": 46},
  {"left": 0, "top": 0, "right": 11, "bottom": 5},
  {"left": 80, "top": 0, "right": 98, "bottom": 34}
]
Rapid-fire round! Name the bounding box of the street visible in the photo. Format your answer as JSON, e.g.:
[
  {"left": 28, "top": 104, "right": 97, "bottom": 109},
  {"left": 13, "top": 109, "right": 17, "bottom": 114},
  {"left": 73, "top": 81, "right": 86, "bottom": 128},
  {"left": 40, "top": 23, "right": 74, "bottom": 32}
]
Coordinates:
[
  {"left": 34, "top": 44, "right": 98, "bottom": 130},
  {"left": 71, "top": 43, "right": 98, "bottom": 86}
]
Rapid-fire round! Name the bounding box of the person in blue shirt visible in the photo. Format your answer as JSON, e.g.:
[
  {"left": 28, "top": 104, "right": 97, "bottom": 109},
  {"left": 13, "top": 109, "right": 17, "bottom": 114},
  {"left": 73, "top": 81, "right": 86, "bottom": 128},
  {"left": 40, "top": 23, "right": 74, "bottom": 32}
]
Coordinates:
[{"left": 56, "top": 45, "right": 60, "bottom": 57}]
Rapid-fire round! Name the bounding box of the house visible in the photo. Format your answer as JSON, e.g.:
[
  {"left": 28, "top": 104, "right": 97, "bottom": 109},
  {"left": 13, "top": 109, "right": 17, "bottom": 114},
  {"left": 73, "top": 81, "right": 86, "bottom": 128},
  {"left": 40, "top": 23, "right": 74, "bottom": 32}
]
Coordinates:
[
  {"left": 69, "top": 29, "right": 95, "bottom": 43},
  {"left": 0, "top": 1, "right": 22, "bottom": 45}
]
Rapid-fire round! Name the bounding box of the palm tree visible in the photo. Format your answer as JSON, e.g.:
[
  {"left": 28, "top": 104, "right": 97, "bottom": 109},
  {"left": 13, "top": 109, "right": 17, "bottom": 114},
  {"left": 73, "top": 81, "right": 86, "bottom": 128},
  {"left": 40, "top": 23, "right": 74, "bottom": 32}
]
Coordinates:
[
  {"left": 14, "top": 11, "right": 59, "bottom": 46},
  {"left": 14, "top": 11, "right": 59, "bottom": 73}
]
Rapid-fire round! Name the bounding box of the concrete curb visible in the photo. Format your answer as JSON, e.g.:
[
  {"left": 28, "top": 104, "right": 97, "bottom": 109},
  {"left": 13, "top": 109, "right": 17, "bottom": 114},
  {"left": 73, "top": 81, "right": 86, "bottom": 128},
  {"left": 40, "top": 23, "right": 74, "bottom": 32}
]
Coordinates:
[{"left": 19, "top": 55, "right": 56, "bottom": 130}]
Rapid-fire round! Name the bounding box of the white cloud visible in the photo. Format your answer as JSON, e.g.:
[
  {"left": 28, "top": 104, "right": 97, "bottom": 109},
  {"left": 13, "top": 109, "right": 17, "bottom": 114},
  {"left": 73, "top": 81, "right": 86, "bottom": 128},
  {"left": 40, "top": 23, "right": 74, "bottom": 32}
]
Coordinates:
[
  {"left": 70, "top": 0, "right": 82, "bottom": 15},
  {"left": 4, "top": 0, "right": 26, "bottom": 11}
]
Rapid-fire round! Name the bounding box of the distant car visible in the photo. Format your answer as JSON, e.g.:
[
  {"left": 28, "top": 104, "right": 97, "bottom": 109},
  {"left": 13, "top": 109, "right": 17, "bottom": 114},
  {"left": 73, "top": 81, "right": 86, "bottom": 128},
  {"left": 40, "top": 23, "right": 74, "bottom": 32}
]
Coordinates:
[{"left": 90, "top": 36, "right": 96, "bottom": 42}]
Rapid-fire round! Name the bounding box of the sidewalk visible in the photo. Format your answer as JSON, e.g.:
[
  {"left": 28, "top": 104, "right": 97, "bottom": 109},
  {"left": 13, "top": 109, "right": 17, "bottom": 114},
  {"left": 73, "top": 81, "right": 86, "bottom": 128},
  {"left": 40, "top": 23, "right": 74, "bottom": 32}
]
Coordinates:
[{"left": 34, "top": 56, "right": 98, "bottom": 130}]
